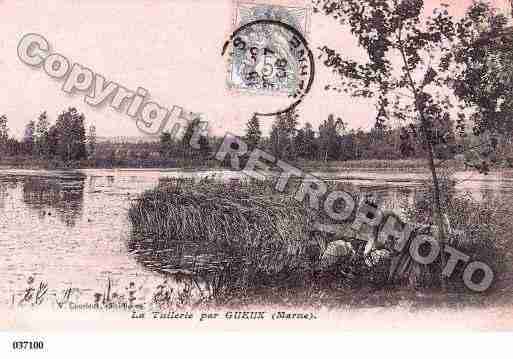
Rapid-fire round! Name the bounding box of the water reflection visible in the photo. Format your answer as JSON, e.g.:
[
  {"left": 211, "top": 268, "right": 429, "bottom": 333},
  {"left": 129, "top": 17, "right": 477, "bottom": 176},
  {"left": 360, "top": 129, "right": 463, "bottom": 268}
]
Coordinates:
[
  {"left": 0, "top": 177, "right": 17, "bottom": 209},
  {"left": 21, "top": 176, "right": 85, "bottom": 227},
  {"left": 0, "top": 168, "right": 513, "bottom": 308},
  {"left": 357, "top": 185, "right": 417, "bottom": 215}
]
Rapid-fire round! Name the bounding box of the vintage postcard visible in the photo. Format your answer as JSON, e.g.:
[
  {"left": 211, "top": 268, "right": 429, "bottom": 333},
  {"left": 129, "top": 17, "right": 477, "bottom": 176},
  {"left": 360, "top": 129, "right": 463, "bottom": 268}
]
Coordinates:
[{"left": 1, "top": 0, "right": 513, "bottom": 354}]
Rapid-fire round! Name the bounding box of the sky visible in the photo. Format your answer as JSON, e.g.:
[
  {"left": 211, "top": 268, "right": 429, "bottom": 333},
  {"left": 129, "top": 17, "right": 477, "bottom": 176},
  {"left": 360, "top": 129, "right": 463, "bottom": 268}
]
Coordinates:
[{"left": 0, "top": 0, "right": 511, "bottom": 139}]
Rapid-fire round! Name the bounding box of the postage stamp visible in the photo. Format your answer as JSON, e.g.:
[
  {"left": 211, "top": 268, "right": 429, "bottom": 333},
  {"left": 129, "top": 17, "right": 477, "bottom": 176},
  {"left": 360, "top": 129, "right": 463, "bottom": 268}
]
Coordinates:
[
  {"left": 233, "top": 0, "right": 311, "bottom": 35},
  {"left": 224, "top": 1, "right": 313, "bottom": 113}
]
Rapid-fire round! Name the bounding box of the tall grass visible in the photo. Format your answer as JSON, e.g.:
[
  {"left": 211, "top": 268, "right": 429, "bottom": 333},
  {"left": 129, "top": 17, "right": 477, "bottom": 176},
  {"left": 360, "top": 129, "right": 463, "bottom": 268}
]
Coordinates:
[
  {"left": 401, "top": 169, "right": 511, "bottom": 292},
  {"left": 128, "top": 178, "right": 328, "bottom": 294},
  {"left": 128, "top": 172, "right": 513, "bottom": 304}
]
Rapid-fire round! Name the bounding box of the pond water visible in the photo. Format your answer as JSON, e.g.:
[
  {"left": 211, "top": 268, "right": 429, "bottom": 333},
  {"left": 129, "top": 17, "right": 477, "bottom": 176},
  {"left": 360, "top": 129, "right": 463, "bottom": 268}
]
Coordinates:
[{"left": 1, "top": 168, "right": 512, "bottom": 307}]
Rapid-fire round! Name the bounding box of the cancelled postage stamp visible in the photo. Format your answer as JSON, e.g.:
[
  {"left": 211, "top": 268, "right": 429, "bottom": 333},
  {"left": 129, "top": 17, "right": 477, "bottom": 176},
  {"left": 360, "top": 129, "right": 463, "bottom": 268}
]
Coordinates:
[{"left": 224, "top": 0, "right": 314, "bottom": 112}]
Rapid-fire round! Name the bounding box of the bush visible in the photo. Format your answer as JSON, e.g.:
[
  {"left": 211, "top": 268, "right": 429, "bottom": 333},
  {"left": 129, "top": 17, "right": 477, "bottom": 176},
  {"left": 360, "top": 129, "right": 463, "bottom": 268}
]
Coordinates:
[
  {"left": 128, "top": 179, "right": 328, "bottom": 294},
  {"left": 402, "top": 169, "right": 510, "bottom": 292}
]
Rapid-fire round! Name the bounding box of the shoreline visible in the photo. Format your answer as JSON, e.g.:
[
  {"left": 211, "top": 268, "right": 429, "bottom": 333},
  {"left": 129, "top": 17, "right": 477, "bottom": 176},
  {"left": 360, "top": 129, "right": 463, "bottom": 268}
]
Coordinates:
[
  {"left": 2, "top": 163, "right": 513, "bottom": 176},
  {"left": 1, "top": 158, "right": 511, "bottom": 173}
]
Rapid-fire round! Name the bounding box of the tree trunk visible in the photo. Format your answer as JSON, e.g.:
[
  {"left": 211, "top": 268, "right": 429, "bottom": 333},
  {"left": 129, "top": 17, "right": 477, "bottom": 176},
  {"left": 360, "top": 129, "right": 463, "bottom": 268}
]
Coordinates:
[
  {"left": 425, "top": 142, "right": 447, "bottom": 289},
  {"left": 396, "top": 23, "right": 448, "bottom": 289}
]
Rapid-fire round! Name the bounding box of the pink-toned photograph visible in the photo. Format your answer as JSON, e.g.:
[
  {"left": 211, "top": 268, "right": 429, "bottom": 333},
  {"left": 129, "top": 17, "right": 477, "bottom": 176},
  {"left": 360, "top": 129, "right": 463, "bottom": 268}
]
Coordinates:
[{"left": 1, "top": 1, "right": 513, "bottom": 351}]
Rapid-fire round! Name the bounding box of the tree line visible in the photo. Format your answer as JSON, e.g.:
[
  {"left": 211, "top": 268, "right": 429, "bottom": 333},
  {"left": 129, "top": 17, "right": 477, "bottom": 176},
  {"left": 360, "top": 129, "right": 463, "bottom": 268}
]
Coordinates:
[
  {"left": 0, "top": 106, "right": 507, "bottom": 168},
  {"left": 0, "top": 108, "right": 95, "bottom": 163},
  {"left": 241, "top": 109, "right": 461, "bottom": 163},
  {"left": 0, "top": 110, "right": 215, "bottom": 168}
]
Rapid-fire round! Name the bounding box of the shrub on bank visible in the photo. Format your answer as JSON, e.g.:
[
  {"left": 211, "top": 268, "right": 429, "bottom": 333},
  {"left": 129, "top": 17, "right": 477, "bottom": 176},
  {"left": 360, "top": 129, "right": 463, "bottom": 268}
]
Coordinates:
[
  {"left": 128, "top": 179, "right": 329, "bottom": 293},
  {"left": 128, "top": 172, "right": 512, "bottom": 300},
  {"left": 402, "top": 170, "right": 510, "bottom": 292}
]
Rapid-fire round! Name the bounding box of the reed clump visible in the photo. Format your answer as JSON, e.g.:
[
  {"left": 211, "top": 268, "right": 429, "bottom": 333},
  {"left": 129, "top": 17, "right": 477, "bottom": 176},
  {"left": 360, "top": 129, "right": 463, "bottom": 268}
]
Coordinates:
[
  {"left": 401, "top": 169, "right": 510, "bottom": 292},
  {"left": 128, "top": 179, "right": 325, "bottom": 291}
]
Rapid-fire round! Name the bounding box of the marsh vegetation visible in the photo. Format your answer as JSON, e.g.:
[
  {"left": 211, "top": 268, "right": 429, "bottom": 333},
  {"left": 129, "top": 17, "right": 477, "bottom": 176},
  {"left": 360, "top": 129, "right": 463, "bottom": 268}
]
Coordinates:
[{"left": 127, "top": 176, "right": 512, "bottom": 307}]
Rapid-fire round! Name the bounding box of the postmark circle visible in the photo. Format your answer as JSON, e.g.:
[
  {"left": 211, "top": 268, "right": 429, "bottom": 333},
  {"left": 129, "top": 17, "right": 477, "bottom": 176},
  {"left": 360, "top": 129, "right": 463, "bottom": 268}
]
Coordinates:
[{"left": 222, "top": 19, "right": 315, "bottom": 116}]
